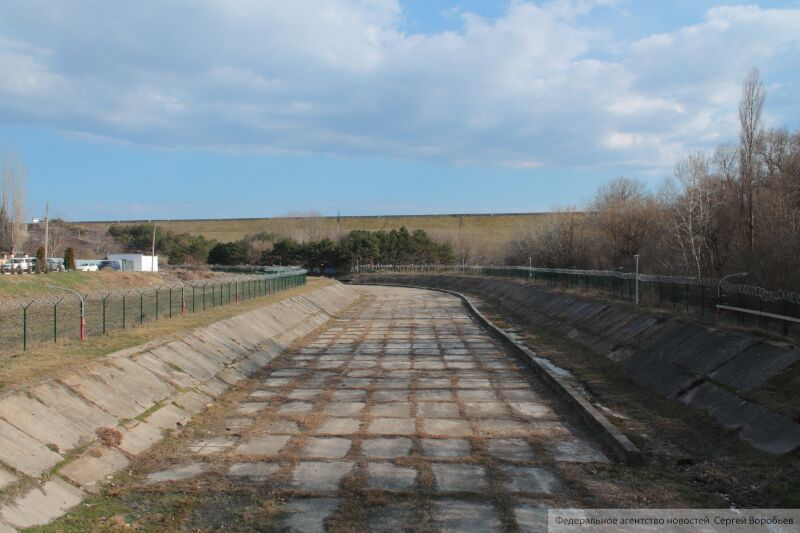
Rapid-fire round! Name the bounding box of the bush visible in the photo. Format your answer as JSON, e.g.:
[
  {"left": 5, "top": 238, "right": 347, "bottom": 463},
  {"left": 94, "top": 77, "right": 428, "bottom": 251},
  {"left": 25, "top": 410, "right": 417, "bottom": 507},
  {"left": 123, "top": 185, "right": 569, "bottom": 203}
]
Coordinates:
[
  {"left": 63, "top": 247, "right": 76, "bottom": 270},
  {"left": 36, "top": 246, "right": 45, "bottom": 273}
]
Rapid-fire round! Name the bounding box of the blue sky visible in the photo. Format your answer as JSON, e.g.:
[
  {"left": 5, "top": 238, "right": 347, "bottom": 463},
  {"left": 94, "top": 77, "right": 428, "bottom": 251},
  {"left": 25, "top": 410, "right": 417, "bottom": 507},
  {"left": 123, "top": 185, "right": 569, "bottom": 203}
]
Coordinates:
[{"left": 1, "top": 1, "right": 799, "bottom": 221}]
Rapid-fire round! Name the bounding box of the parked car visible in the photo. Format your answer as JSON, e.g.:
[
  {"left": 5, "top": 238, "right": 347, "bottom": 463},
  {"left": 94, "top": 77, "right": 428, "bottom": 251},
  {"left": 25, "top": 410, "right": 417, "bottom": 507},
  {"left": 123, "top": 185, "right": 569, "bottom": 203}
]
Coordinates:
[
  {"left": 1, "top": 257, "right": 33, "bottom": 274},
  {"left": 47, "top": 258, "right": 65, "bottom": 272},
  {"left": 75, "top": 262, "right": 99, "bottom": 272},
  {"left": 98, "top": 259, "right": 123, "bottom": 271}
]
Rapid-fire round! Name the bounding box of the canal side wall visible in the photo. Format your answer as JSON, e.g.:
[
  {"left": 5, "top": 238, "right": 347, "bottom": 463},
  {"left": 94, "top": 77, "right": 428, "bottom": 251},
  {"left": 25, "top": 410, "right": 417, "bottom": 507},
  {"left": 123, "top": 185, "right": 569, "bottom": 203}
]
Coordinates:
[
  {"left": 355, "top": 274, "right": 800, "bottom": 457},
  {"left": 0, "top": 282, "right": 358, "bottom": 531}
]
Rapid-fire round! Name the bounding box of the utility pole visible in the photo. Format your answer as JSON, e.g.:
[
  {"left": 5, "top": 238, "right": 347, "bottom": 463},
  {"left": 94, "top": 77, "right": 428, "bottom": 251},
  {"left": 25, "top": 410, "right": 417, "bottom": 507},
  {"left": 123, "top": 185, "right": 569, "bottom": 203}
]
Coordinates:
[{"left": 43, "top": 202, "right": 49, "bottom": 272}]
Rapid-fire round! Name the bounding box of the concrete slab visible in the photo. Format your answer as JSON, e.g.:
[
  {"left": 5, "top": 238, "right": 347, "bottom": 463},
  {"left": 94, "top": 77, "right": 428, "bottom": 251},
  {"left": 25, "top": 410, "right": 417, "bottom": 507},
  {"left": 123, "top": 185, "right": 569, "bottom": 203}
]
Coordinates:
[
  {"left": 60, "top": 372, "right": 143, "bottom": 419},
  {"left": 370, "top": 403, "right": 411, "bottom": 418},
  {"left": 324, "top": 402, "right": 365, "bottom": 416},
  {"left": 198, "top": 377, "right": 230, "bottom": 398},
  {"left": 236, "top": 435, "right": 292, "bottom": 456},
  {"left": 422, "top": 418, "right": 472, "bottom": 437},
  {"left": 0, "top": 521, "right": 15, "bottom": 533},
  {"left": 0, "top": 418, "right": 63, "bottom": 476},
  {"left": 174, "top": 390, "right": 212, "bottom": 414},
  {"left": 301, "top": 437, "right": 352, "bottom": 459},
  {"left": 146, "top": 463, "right": 206, "bottom": 484},
  {"left": 509, "top": 402, "right": 556, "bottom": 419},
  {"left": 279, "top": 401, "right": 314, "bottom": 414},
  {"left": 0, "top": 479, "right": 83, "bottom": 529},
  {"left": 315, "top": 418, "right": 361, "bottom": 435},
  {"left": 464, "top": 401, "right": 508, "bottom": 418},
  {"left": 548, "top": 439, "right": 609, "bottom": 463},
  {"left": 362, "top": 438, "right": 412, "bottom": 458},
  {"left": 367, "top": 418, "right": 415, "bottom": 435},
  {"left": 487, "top": 438, "right": 535, "bottom": 462},
  {"left": 500, "top": 465, "right": 558, "bottom": 494},
  {"left": 0, "top": 395, "right": 88, "bottom": 454},
  {"left": 291, "top": 461, "right": 353, "bottom": 492},
  {"left": 434, "top": 500, "right": 501, "bottom": 532},
  {"left": 0, "top": 469, "right": 16, "bottom": 490},
  {"left": 514, "top": 504, "right": 548, "bottom": 533},
  {"left": 421, "top": 438, "right": 471, "bottom": 458},
  {"left": 146, "top": 404, "right": 192, "bottom": 431},
  {"left": 372, "top": 391, "right": 409, "bottom": 403},
  {"left": 134, "top": 350, "right": 199, "bottom": 389},
  {"left": 367, "top": 462, "right": 416, "bottom": 490},
  {"left": 187, "top": 436, "right": 238, "bottom": 455},
  {"left": 711, "top": 343, "right": 800, "bottom": 392},
  {"left": 228, "top": 462, "right": 281, "bottom": 481},
  {"left": 60, "top": 447, "right": 129, "bottom": 492},
  {"left": 289, "top": 389, "right": 325, "bottom": 400},
  {"left": 118, "top": 422, "right": 162, "bottom": 455},
  {"left": 31, "top": 382, "right": 117, "bottom": 435},
  {"left": 417, "top": 403, "right": 460, "bottom": 418},
  {"left": 431, "top": 463, "right": 487, "bottom": 492},
  {"left": 282, "top": 498, "right": 340, "bottom": 533}
]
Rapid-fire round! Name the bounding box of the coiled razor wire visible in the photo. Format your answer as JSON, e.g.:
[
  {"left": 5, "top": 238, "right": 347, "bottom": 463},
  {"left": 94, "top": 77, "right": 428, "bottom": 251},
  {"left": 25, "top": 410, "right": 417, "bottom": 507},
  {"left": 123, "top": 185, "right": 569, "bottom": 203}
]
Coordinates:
[{"left": 360, "top": 264, "right": 800, "bottom": 304}]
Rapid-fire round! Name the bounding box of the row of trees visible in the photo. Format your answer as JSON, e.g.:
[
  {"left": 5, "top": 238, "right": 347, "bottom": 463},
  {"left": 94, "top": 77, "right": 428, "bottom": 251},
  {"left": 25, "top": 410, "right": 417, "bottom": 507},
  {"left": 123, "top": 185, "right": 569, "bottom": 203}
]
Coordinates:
[
  {"left": 109, "top": 223, "right": 455, "bottom": 272},
  {"left": 209, "top": 227, "right": 455, "bottom": 270},
  {"left": 508, "top": 69, "right": 800, "bottom": 289}
]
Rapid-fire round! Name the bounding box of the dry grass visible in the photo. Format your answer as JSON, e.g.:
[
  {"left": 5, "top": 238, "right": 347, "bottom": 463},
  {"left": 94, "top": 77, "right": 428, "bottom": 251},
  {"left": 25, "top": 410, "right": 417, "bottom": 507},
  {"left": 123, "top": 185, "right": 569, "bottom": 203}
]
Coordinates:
[
  {"left": 0, "top": 269, "right": 225, "bottom": 302},
  {"left": 0, "top": 277, "right": 335, "bottom": 393}
]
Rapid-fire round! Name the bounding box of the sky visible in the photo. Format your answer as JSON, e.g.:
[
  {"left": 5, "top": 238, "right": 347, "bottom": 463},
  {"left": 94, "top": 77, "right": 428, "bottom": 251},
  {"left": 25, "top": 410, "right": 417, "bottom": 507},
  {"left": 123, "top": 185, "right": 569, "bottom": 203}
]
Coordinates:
[{"left": 0, "top": 0, "right": 799, "bottom": 221}]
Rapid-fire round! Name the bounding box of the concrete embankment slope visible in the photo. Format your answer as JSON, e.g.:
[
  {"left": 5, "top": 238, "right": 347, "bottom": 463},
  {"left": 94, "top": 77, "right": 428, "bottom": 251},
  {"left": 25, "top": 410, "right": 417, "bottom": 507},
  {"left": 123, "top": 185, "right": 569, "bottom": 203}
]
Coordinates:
[
  {"left": 0, "top": 282, "right": 357, "bottom": 531},
  {"left": 356, "top": 274, "right": 800, "bottom": 456}
]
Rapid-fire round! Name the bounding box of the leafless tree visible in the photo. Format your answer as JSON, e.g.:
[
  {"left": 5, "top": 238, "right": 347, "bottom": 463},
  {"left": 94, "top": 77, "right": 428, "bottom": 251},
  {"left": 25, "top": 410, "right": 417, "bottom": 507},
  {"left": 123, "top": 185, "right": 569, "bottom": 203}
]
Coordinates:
[
  {"left": 738, "top": 67, "right": 765, "bottom": 259},
  {"left": 2, "top": 153, "right": 28, "bottom": 254}
]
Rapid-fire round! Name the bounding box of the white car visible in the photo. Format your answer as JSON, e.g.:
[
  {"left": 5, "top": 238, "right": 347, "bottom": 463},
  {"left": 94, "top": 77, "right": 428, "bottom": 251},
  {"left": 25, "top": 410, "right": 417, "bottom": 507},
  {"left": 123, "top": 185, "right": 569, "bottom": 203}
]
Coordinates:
[{"left": 76, "top": 262, "right": 99, "bottom": 272}]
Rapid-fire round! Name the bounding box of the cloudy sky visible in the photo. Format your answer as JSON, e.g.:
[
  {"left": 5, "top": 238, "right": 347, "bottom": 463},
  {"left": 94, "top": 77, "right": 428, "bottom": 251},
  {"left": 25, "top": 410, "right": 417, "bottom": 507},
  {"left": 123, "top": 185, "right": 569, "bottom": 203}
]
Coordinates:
[{"left": 1, "top": 0, "right": 799, "bottom": 220}]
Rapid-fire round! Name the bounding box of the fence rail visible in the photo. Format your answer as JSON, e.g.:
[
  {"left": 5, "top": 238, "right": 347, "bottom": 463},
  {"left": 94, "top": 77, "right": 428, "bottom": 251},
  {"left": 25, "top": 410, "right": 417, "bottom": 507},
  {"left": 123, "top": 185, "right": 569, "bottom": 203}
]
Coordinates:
[
  {"left": 1, "top": 268, "right": 307, "bottom": 352},
  {"left": 359, "top": 264, "right": 800, "bottom": 336}
]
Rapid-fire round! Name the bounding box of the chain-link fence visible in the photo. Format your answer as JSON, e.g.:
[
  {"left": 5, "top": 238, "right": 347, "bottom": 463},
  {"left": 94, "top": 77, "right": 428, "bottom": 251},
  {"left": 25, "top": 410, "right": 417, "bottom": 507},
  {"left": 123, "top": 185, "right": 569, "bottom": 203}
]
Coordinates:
[
  {"left": 359, "top": 264, "right": 800, "bottom": 336},
  {"left": 1, "top": 268, "right": 307, "bottom": 352}
]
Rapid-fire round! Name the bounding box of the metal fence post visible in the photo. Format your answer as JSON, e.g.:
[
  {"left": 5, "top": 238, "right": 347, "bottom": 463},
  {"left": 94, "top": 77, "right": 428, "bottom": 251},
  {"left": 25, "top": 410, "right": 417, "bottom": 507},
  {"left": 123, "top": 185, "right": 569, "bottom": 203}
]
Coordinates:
[
  {"left": 169, "top": 288, "right": 173, "bottom": 319},
  {"left": 155, "top": 288, "right": 160, "bottom": 320},
  {"left": 22, "top": 301, "right": 33, "bottom": 351},
  {"left": 122, "top": 293, "right": 127, "bottom": 329},
  {"left": 103, "top": 294, "right": 110, "bottom": 335},
  {"left": 140, "top": 291, "right": 144, "bottom": 325},
  {"left": 202, "top": 284, "right": 206, "bottom": 311},
  {"left": 53, "top": 297, "right": 62, "bottom": 342}
]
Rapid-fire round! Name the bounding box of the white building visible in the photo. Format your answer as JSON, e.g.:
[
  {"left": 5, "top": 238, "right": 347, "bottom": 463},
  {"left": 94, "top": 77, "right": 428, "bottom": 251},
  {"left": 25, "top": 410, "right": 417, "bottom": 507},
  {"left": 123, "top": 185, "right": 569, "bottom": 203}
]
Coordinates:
[{"left": 107, "top": 253, "right": 159, "bottom": 272}]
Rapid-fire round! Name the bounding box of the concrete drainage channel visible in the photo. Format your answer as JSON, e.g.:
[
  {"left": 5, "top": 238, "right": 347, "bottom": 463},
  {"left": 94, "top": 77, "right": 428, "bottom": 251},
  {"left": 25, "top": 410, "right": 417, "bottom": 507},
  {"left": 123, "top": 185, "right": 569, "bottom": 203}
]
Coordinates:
[
  {"left": 0, "top": 283, "right": 359, "bottom": 531},
  {"left": 360, "top": 282, "right": 643, "bottom": 466}
]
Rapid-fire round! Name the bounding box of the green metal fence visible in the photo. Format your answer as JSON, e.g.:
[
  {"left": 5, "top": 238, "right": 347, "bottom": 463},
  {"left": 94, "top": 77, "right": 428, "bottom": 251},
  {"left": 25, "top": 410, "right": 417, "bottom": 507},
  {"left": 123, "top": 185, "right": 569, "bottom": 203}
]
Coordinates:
[
  {"left": 360, "top": 264, "right": 800, "bottom": 336},
  {"left": 2, "top": 268, "right": 307, "bottom": 352}
]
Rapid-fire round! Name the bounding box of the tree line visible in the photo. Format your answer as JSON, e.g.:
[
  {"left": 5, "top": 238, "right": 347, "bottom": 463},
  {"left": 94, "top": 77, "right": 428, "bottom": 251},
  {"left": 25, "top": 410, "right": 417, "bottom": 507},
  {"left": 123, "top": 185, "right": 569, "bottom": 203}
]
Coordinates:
[
  {"left": 108, "top": 225, "right": 454, "bottom": 271},
  {"left": 508, "top": 69, "right": 800, "bottom": 289}
]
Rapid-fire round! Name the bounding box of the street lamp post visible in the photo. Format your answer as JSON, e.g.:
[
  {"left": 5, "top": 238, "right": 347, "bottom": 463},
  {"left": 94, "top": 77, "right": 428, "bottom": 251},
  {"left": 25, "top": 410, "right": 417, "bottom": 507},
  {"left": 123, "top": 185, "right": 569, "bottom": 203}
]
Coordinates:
[
  {"left": 717, "top": 272, "right": 748, "bottom": 316},
  {"left": 634, "top": 254, "right": 640, "bottom": 305},
  {"left": 48, "top": 284, "right": 86, "bottom": 340}
]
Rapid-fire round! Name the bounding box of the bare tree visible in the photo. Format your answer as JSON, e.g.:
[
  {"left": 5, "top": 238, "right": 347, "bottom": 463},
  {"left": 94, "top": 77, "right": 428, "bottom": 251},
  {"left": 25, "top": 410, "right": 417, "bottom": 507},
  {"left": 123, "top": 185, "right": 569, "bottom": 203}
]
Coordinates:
[
  {"left": 2, "top": 153, "right": 28, "bottom": 254},
  {"left": 590, "top": 177, "right": 654, "bottom": 268},
  {"left": 738, "top": 67, "right": 765, "bottom": 258}
]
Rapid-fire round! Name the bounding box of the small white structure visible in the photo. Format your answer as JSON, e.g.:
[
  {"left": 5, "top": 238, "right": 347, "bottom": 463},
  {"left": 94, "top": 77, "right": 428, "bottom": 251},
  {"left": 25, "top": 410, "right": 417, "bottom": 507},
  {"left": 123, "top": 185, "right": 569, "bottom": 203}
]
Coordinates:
[{"left": 107, "top": 253, "right": 159, "bottom": 272}]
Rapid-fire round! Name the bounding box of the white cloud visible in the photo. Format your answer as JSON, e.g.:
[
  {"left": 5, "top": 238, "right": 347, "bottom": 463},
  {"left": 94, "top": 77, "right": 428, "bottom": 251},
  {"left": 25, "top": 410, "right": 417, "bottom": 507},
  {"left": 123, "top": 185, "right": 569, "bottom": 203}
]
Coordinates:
[{"left": 0, "top": 1, "right": 798, "bottom": 174}]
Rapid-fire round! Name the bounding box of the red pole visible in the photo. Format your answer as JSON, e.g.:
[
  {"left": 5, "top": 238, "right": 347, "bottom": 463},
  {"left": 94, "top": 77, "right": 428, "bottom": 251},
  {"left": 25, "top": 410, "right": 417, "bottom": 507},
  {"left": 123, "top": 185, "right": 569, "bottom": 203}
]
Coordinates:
[
  {"left": 182, "top": 300, "right": 187, "bottom": 316},
  {"left": 80, "top": 317, "right": 86, "bottom": 341}
]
